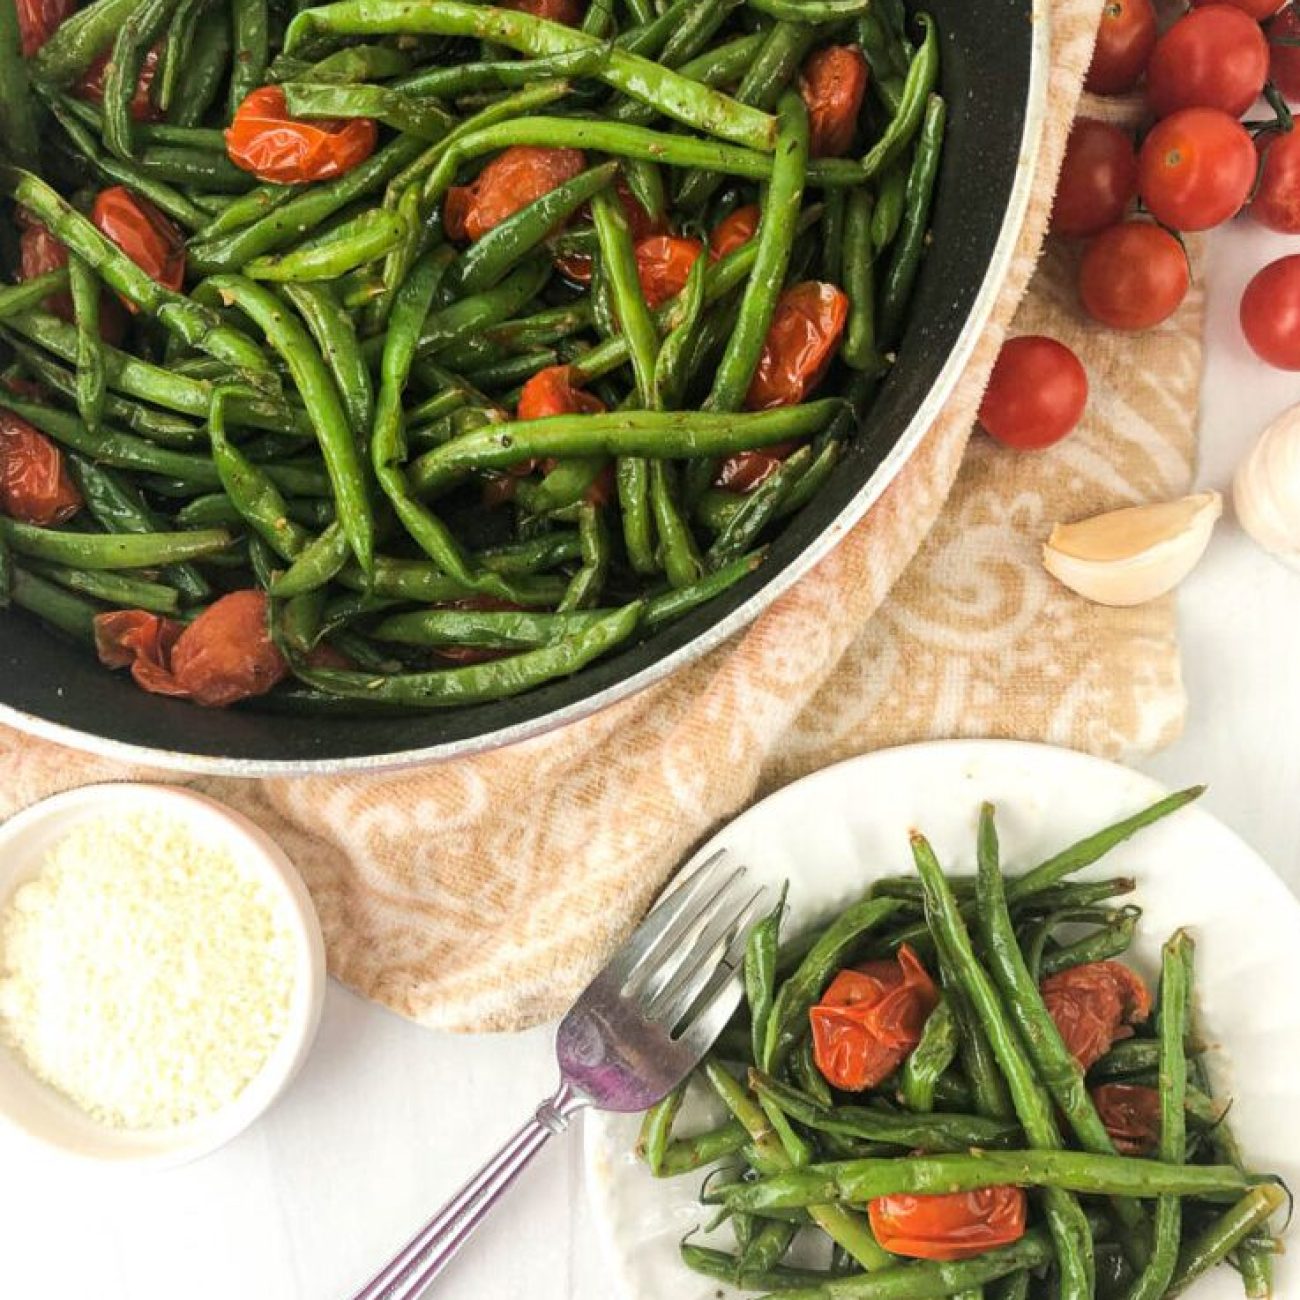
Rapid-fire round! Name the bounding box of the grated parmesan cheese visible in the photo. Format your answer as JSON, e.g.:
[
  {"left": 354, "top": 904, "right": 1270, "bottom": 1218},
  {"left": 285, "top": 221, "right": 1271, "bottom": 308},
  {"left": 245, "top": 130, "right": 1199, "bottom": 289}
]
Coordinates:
[{"left": 0, "top": 810, "right": 296, "bottom": 1130}]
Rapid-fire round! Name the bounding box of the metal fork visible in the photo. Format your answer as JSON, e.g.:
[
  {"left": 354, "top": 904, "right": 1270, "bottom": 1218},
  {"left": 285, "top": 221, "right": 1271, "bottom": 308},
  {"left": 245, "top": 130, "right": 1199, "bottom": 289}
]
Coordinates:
[{"left": 348, "top": 850, "right": 767, "bottom": 1300}]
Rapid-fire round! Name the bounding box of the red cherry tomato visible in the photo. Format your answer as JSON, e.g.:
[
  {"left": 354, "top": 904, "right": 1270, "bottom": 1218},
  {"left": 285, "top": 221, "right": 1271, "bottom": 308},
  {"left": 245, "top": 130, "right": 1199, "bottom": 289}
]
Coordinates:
[
  {"left": 634, "top": 234, "right": 703, "bottom": 309},
  {"left": 798, "top": 44, "right": 870, "bottom": 158},
  {"left": 1085, "top": 0, "right": 1158, "bottom": 96},
  {"left": 76, "top": 44, "right": 162, "bottom": 123},
  {"left": 95, "top": 590, "right": 289, "bottom": 706},
  {"left": 709, "top": 203, "right": 761, "bottom": 260},
  {"left": 90, "top": 186, "right": 186, "bottom": 298},
  {"left": 868, "top": 1187, "right": 1028, "bottom": 1262},
  {"left": 1040, "top": 961, "right": 1152, "bottom": 1071},
  {"left": 554, "top": 178, "right": 663, "bottom": 284},
  {"left": 809, "top": 945, "right": 940, "bottom": 1092},
  {"left": 517, "top": 364, "right": 606, "bottom": 421},
  {"left": 1092, "top": 1084, "right": 1162, "bottom": 1155},
  {"left": 498, "top": 0, "right": 584, "bottom": 21},
  {"left": 1052, "top": 118, "right": 1138, "bottom": 238},
  {"left": 225, "top": 86, "right": 377, "bottom": 184},
  {"left": 0, "top": 410, "right": 81, "bottom": 526},
  {"left": 1146, "top": 6, "right": 1268, "bottom": 120},
  {"left": 1137, "top": 108, "right": 1256, "bottom": 231},
  {"left": 1268, "top": 7, "right": 1300, "bottom": 101},
  {"left": 445, "top": 146, "right": 586, "bottom": 243},
  {"left": 744, "top": 281, "right": 849, "bottom": 411},
  {"left": 17, "top": 217, "right": 127, "bottom": 343},
  {"left": 978, "top": 336, "right": 1088, "bottom": 451},
  {"left": 16, "top": 0, "right": 74, "bottom": 56},
  {"left": 714, "top": 442, "right": 799, "bottom": 493},
  {"left": 1079, "top": 221, "right": 1189, "bottom": 330},
  {"left": 1192, "top": 0, "right": 1282, "bottom": 18},
  {"left": 1241, "top": 254, "right": 1300, "bottom": 368},
  {"left": 1251, "top": 130, "right": 1300, "bottom": 233}
]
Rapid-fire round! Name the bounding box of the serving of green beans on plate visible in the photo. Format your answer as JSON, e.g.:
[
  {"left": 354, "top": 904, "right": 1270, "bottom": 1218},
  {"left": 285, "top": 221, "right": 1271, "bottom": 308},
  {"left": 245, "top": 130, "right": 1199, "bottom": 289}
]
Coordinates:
[
  {"left": 631, "top": 786, "right": 1289, "bottom": 1298},
  {"left": 0, "top": 0, "right": 946, "bottom": 712}
]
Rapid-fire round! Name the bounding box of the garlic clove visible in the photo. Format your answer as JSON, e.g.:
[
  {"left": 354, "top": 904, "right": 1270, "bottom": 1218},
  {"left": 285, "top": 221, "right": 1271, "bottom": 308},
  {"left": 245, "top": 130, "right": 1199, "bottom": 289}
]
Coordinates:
[
  {"left": 1234, "top": 405, "right": 1300, "bottom": 572},
  {"left": 1042, "top": 491, "right": 1222, "bottom": 607}
]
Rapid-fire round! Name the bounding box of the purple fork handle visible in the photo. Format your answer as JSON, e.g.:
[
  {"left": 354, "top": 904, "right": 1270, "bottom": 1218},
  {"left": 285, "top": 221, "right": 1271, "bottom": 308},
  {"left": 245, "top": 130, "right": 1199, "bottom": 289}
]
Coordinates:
[{"left": 349, "top": 1082, "right": 587, "bottom": 1300}]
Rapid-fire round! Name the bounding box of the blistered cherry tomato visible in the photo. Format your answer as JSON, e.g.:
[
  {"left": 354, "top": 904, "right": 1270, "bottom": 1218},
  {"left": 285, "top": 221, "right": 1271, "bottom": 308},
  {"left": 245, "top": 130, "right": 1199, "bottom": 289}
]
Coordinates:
[
  {"left": 868, "top": 1187, "right": 1028, "bottom": 1262},
  {"left": 517, "top": 364, "right": 606, "bottom": 420},
  {"left": 1241, "top": 254, "right": 1300, "bottom": 368},
  {"left": 17, "top": 216, "right": 127, "bottom": 343},
  {"left": 745, "top": 281, "right": 849, "bottom": 411},
  {"left": 809, "top": 945, "right": 939, "bottom": 1092},
  {"left": 1137, "top": 108, "right": 1256, "bottom": 231},
  {"left": 16, "top": 0, "right": 74, "bottom": 56},
  {"left": 1086, "top": 0, "right": 1158, "bottom": 96},
  {"left": 710, "top": 203, "right": 761, "bottom": 261},
  {"left": 499, "top": 0, "right": 584, "bottom": 20},
  {"left": 1146, "top": 6, "right": 1268, "bottom": 120},
  {"left": 978, "top": 336, "right": 1088, "bottom": 450},
  {"left": 1268, "top": 7, "right": 1300, "bottom": 101},
  {"left": 0, "top": 410, "right": 81, "bottom": 525},
  {"left": 1079, "top": 221, "right": 1189, "bottom": 330},
  {"left": 1192, "top": 0, "right": 1282, "bottom": 19},
  {"left": 76, "top": 44, "right": 162, "bottom": 123},
  {"left": 1052, "top": 119, "right": 1138, "bottom": 238},
  {"left": 1251, "top": 130, "right": 1300, "bottom": 233},
  {"left": 715, "top": 442, "right": 799, "bottom": 493},
  {"left": 91, "top": 186, "right": 186, "bottom": 297},
  {"left": 1040, "top": 960, "right": 1152, "bottom": 1070},
  {"left": 634, "top": 234, "right": 703, "bottom": 309},
  {"left": 799, "top": 44, "right": 870, "bottom": 158},
  {"left": 554, "top": 178, "right": 663, "bottom": 284},
  {"left": 94, "top": 609, "right": 185, "bottom": 696},
  {"left": 226, "top": 86, "right": 377, "bottom": 184},
  {"left": 445, "top": 146, "right": 586, "bottom": 243},
  {"left": 1092, "top": 1083, "right": 1162, "bottom": 1155}
]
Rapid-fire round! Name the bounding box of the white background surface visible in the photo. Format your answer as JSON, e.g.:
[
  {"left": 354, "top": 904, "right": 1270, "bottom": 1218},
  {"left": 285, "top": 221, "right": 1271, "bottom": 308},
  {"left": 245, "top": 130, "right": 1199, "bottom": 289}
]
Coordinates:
[{"left": 2, "top": 224, "right": 1299, "bottom": 1300}]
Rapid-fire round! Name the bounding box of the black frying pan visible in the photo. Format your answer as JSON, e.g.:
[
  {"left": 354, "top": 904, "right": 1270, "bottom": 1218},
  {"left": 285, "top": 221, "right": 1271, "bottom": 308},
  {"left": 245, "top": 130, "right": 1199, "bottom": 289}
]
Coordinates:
[{"left": 0, "top": 0, "right": 1046, "bottom": 773}]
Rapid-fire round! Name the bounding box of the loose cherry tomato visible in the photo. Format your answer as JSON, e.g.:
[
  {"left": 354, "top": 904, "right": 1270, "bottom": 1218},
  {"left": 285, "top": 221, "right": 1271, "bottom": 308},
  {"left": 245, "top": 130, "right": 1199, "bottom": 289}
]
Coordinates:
[
  {"left": 1085, "top": 0, "right": 1158, "bottom": 96},
  {"left": 554, "top": 178, "right": 663, "bottom": 284},
  {"left": 1137, "top": 108, "right": 1256, "bottom": 231},
  {"left": 809, "top": 945, "right": 939, "bottom": 1092},
  {"left": 16, "top": 0, "right": 74, "bottom": 56},
  {"left": 0, "top": 410, "right": 81, "bottom": 525},
  {"left": 444, "top": 146, "right": 586, "bottom": 243},
  {"left": 1052, "top": 119, "right": 1138, "bottom": 238},
  {"left": 76, "top": 44, "right": 162, "bottom": 123},
  {"left": 1146, "top": 6, "right": 1268, "bottom": 120},
  {"left": 1241, "top": 254, "right": 1300, "bottom": 368},
  {"left": 715, "top": 441, "right": 799, "bottom": 493},
  {"left": 499, "top": 0, "right": 584, "bottom": 20},
  {"left": 517, "top": 364, "right": 606, "bottom": 420},
  {"left": 1192, "top": 0, "right": 1282, "bottom": 19},
  {"left": 634, "top": 234, "right": 703, "bottom": 309},
  {"left": 1268, "top": 7, "right": 1300, "bottom": 101},
  {"left": 868, "top": 1187, "right": 1028, "bottom": 1262},
  {"left": 1251, "top": 129, "right": 1300, "bottom": 233},
  {"left": 744, "top": 281, "right": 849, "bottom": 411},
  {"left": 226, "top": 86, "right": 377, "bottom": 184},
  {"left": 91, "top": 186, "right": 186, "bottom": 298},
  {"left": 709, "top": 203, "right": 761, "bottom": 260},
  {"left": 1040, "top": 960, "right": 1152, "bottom": 1070},
  {"left": 798, "top": 44, "right": 870, "bottom": 158},
  {"left": 1092, "top": 1083, "right": 1162, "bottom": 1155},
  {"left": 978, "top": 335, "right": 1088, "bottom": 451},
  {"left": 1079, "top": 221, "right": 1189, "bottom": 330}
]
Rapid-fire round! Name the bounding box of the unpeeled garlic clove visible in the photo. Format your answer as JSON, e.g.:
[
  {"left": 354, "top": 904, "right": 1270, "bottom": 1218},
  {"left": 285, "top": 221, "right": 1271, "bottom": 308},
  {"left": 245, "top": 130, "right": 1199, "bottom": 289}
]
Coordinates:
[
  {"left": 1234, "top": 406, "right": 1300, "bottom": 572},
  {"left": 1042, "top": 491, "right": 1222, "bottom": 607}
]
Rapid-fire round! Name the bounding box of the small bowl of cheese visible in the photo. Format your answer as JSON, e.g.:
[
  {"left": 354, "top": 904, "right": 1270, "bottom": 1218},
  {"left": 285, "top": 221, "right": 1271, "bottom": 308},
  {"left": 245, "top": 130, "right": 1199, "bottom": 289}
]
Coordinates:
[{"left": 0, "top": 782, "right": 326, "bottom": 1167}]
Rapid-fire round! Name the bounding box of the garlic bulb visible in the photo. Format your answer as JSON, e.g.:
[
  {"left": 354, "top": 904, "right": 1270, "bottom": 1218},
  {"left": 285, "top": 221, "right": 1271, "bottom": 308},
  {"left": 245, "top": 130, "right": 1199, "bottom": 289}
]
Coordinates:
[
  {"left": 1234, "top": 407, "right": 1300, "bottom": 571},
  {"left": 1042, "top": 491, "right": 1222, "bottom": 607}
]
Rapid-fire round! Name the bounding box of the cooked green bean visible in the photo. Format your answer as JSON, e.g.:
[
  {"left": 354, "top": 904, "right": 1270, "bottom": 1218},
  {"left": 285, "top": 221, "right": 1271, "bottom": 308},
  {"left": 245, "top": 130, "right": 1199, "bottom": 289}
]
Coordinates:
[
  {"left": 897, "top": 995, "right": 957, "bottom": 1113},
  {"left": 26, "top": 561, "right": 181, "bottom": 615},
  {"left": 281, "top": 81, "right": 453, "bottom": 140},
  {"left": 281, "top": 283, "right": 374, "bottom": 437},
  {"left": 228, "top": 0, "right": 270, "bottom": 111},
  {"left": 841, "top": 189, "right": 876, "bottom": 371},
  {"left": 9, "top": 565, "right": 99, "bottom": 641},
  {"left": 244, "top": 208, "right": 411, "bottom": 282},
  {"left": 0, "top": 0, "right": 38, "bottom": 167},
  {"left": 102, "top": 0, "right": 178, "bottom": 162},
  {"left": 0, "top": 518, "right": 231, "bottom": 569},
  {"left": 67, "top": 256, "right": 107, "bottom": 436},
  {"left": 861, "top": 13, "right": 939, "bottom": 180}
]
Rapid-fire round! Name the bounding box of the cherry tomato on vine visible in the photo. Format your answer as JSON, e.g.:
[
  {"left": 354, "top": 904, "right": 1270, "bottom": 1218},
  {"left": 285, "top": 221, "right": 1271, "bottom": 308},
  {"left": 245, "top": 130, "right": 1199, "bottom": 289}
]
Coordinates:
[
  {"left": 0, "top": 410, "right": 82, "bottom": 526},
  {"left": 76, "top": 44, "right": 162, "bottom": 123},
  {"left": 1267, "top": 7, "right": 1300, "bottom": 101},
  {"left": 868, "top": 1187, "right": 1028, "bottom": 1262},
  {"left": 1137, "top": 108, "right": 1256, "bottom": 231},
  {"left": 1193, "top": 0, "right": 1283, "bottom": 18},
  {"left": 1146, "top": 6, "right": 1269, "bottom": 120},
  {"left": 1079, "top": 221, "right": 1189, "bottom": 330},
  {"left": 225, "top": 86, "right": 377, "bottom": 184},
  {"left": 1052, "top": 118, "right": 1137, "bottom": 238},
  {"left": 709, "top": 203, "right": 761, "bottom": 260},
  {"left": 744, "top": 281, "right": 849, "bottom": 411},
  {"left": 1241, "top": 255, "right": 1300, "bottom": 368},
  {"left": 1252, "top": 129, "right": 1300, "bottom": 233},
  {"left": 1085, "top": 0, "right": 1158, "bottom": 96},
  {"left": 1092, "top": 1083, "right": 1162, "bottom": 1155},
  {"left": 91, "top": 186, "right": 186, "bottom": 298},
  {"left": 1040, "top": 960, "right": 1152, "bottom": 1070},
  {"left": 634, "top": 235, "right": 703, "bottom": 309},
  {"left": 444, "top": 145, "right": 586, "bottom": 242},
  {"left": 798, "top": 44, "right": 870, "bottom": 158},
  {"left": 978, "top": 336, "right": 1088, "bottom": 451},
  {"left": 16, "top": 0, "right": 73, "bottom": 57}
]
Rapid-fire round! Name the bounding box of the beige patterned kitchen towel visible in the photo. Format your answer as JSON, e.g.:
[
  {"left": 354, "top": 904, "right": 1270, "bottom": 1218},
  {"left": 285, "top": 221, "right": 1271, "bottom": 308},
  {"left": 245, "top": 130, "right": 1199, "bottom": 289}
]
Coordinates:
[{"left": 0, "top": 0, "right": 1205, "bottom": 1030}]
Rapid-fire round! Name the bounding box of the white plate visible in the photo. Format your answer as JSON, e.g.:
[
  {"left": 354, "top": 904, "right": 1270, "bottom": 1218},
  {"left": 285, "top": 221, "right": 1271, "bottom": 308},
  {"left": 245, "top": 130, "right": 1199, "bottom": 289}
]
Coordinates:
[{"left": 584, "top": 739, "right": 1300, "bottom": 1299}]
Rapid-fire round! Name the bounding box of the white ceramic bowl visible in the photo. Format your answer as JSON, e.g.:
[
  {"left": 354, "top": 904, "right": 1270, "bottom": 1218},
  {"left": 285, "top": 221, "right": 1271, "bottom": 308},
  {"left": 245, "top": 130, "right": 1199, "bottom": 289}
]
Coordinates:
[{"left": 0, "top": 782, "right": 326, "bottom": 1169}]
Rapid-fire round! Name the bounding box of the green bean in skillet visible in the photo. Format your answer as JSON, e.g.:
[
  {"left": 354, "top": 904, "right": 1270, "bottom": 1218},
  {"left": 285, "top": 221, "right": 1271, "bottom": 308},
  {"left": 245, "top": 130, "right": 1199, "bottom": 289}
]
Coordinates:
[
  {"left": 280, "top": 82, "right": 452, "bottom": 140},
  {"left": 101, "top": 0, "right": 181, "bottom": 162},
  {"left": 31, "top": 0, "right": 139, "bottom": 85},
  {"left": 24, "top": 560, "right": 181, "bottom": 615},
  {"left": 242, "top": 206, "right": 412, "bottom": 282},
  {"left": 280, "top": 283, "right": 374, "bottom": 435},
  {"left": 228, "top": 0, "right": 271, "bottom": 114},
  {"left": 67, "top": 255, "right": 107, "bottom": 436},
  {"left": 592, "top": 186, "right": 659, "bottom": 407},
  {"left": 0, "top": 0, "right": 38, "bottom": 168},
  {"left": 0, "top": 272, "right": 71, "bottom": 323},
  {"left": 7, "top": 565, "right": 100, "bottom": 642},
  {"left": 0, "top": 517, "right": 231, "bottom": 569},
  {"left": 170, "top": 2, "right": 232, "bottom": 127},
  {"left": 155, "top": 0, "right": 206, "bottom": 116}
]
